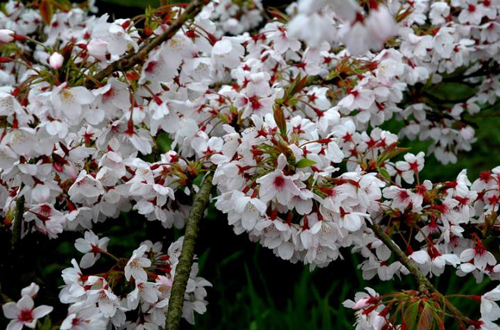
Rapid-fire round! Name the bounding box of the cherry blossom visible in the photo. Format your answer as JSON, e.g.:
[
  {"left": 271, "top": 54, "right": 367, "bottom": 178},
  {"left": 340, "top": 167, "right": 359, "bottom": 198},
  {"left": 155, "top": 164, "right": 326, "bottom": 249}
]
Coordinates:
[
  {"left": 2, "top": 284, "right": 53, "bottom": 330},
  {"left": 2, "top": 0, "right": 500, "bottom": 328}
]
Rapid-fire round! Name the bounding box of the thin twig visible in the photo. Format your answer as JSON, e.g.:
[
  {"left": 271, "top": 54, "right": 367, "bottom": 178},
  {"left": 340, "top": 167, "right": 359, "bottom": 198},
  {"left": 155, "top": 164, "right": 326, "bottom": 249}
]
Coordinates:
[
  {"left": 165, "top": 173, "right": 213, "bottom": 330},
  {"left": 87, "top": 0, "right": 211, "bottom": 88}
]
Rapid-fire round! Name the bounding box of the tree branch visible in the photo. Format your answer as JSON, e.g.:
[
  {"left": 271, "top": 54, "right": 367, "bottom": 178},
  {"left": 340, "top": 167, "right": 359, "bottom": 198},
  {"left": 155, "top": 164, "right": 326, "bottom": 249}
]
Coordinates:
[
  {"left": 369, "top": 222, "right": 476, "bottom": 325},
  {"left": 369, "top": 222, "right": 435, "bottom": 293},
  {"left": 165, "top": 173, "right": 213, "bottom": 330},
  {"left": 87, "top": 0, "right": 211, "bottom": 87}
]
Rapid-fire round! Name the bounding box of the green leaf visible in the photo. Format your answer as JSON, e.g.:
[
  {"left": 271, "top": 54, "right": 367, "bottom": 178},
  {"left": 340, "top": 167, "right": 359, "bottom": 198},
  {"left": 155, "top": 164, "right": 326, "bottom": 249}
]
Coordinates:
[
  {"left": 326, "top": 70, "right": 339, "bottom": 81},
  {"left": 296, "top": 158, "right": 317, "bottom": 168},
  {"left": 38, "top": 316, "right": 53, "bottom": 330},
  {"left": 266, "top": 7, "right": 290, "bottom": 24},
  {"left": 378, "top": 167, "right": 391, "bottom": 180}
]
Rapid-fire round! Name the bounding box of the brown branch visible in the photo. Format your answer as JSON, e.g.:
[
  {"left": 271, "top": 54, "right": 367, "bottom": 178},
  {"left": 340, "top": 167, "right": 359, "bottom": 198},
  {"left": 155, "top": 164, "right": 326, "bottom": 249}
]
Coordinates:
[
  {"left": 87, "top": 0, "right": 211, "bottom": 88},
  {"left": 165, "top": 173, "right": 213, "bottom": 330}
]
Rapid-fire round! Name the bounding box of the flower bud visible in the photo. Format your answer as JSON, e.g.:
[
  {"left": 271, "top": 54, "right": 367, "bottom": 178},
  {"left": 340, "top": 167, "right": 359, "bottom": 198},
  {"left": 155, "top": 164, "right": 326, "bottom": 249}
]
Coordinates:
[
  {"left": 0, "top": 29, "right": 14, "bottom": 43},
  {"left": 49, "top": 52, "right": 64, "bottom": 69}
]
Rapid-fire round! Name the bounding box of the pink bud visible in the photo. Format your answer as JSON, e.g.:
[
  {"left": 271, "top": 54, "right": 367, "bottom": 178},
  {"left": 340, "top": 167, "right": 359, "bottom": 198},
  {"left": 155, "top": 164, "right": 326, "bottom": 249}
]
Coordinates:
[
  {"left": 49, "top": 52, "right": 64, "bottom": 69},
  {"left": 353, "top": 297, "right": 370, "bottom": 310},
  {"left": 0, "top": 29, "right": 15, "bottom": 43}
]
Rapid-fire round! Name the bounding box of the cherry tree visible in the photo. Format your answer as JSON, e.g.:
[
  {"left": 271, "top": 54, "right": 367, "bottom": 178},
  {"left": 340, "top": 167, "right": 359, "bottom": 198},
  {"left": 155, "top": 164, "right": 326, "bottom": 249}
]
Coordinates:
[{"left": 1, "top": 0, "right": 500, "bottom": 329}]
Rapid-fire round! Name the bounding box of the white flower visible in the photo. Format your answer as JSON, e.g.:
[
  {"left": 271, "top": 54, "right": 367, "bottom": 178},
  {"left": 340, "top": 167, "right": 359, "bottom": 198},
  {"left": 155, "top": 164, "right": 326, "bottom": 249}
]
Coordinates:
[
  {"left": 50, "top": 83, "right": 94, "bottom": 121},
  {"left": 481, "top": 285, "right": 500, "bottom": 322},
  {"left": 2, "top": 286, "right": 53, "bottom": 330},
  {"left": 125, "top": 245, "right": 152, "bottom": 282},
  {"left": 74, "top": 231, "right": 110, "bottom": 269},
  {"left": 256, "top": 154, "right": 301, "bottom": 204},
  {"left": 395, "top": 152, "right": 425, "bottom": 184},
  {"left": 60, "top": 303, "right": 107, "bottom": 330},
  {"left": 68, "top": 170, "right": 105, "bottom": 201}
]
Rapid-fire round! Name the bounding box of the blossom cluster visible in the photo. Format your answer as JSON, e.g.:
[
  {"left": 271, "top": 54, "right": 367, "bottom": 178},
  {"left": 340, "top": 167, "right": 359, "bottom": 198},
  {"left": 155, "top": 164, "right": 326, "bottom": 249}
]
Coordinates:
[
  {"left": 62, "top": 234, "right": 210, "bottom": 329},
  {"left": 3, "top": 234, "right": 210, "bottom": 330},
  {"left": 1, "top": 0, "right": 500, "bottom": 328}
]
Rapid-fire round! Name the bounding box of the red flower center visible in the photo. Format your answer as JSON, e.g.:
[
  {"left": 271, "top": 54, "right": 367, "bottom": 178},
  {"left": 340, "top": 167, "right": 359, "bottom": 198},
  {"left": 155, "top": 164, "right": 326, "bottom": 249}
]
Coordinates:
[
  {"left": 19, "top": 309, "right": 33, "bottom": 323},
  {"left": 273, "top": 175, "right": 285, "bottom": 189},
  {"left": 398, "top": 190, "right": 410, "bottom": 201},
  {"left": 39, "top": 204, "right": 52, "bottom": 216}
]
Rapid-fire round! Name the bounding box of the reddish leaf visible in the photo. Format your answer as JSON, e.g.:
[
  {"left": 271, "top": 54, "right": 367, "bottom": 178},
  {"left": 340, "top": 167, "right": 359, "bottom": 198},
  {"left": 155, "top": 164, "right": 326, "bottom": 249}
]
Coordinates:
[
  {"left": 40, "top": 0, "right": 54, "bottom": 26},
  {"left": 417, "top": 303, "right": 435, "bottom": 330}
]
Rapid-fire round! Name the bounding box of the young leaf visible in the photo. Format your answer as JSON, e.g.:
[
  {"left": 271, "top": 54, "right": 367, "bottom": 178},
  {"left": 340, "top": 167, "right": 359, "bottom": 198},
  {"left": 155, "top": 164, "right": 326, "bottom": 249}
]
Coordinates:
[
  {"left": 273, "top": 104, "right": 287, "bottom": 138},
  {"left": 40, "top": 0, "right": 54, "bottom": 26},
  {"left": 296, "top": 158, "right": 317, "bottom": 168},
  {"left": 417, "top": 303, "right": 435, "bottom": 330},
  {"left": 404, "top": 301, "right": 420, "bottom": 330}
]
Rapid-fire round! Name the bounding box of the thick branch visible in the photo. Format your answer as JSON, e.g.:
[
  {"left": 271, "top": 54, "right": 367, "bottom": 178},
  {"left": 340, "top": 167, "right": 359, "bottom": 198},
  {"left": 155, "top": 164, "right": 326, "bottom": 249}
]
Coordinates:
[
  {"left": 88, "top": 0, "right": 211, "bottom": 87},
  {"left": 369, "top": 222, "right": 436, "bottom": 293},
  {"left": 11, "top": 194, "right": 25, "bottom": 249},
  {"left": 165, "top": 173, "right": 213, "bottom": 330}
]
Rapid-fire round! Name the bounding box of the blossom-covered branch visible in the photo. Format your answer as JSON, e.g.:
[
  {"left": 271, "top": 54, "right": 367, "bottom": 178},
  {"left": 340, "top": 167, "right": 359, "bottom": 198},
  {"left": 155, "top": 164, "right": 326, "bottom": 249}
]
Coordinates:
[
  {"left": 1, "top": 0, "right": 500, "bottom": 328},
  {"left": 89, "top": 0, "right": 211, "bottom": 86}
]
